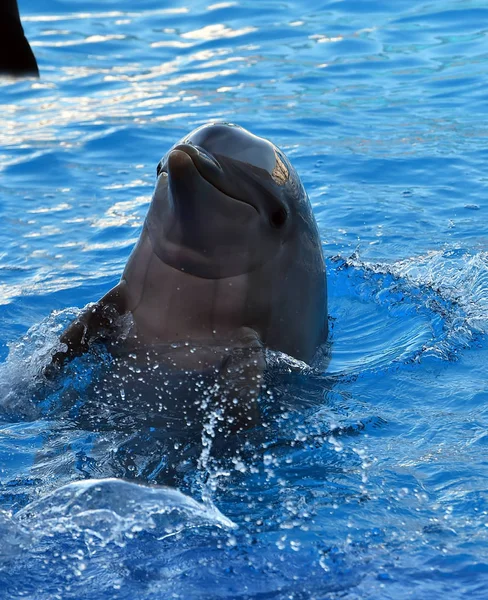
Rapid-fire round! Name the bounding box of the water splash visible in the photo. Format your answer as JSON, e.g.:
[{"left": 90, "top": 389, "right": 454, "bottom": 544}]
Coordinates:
[
  {"left": 388, "top": 248, "right": 488, "bottom": 355},
  {"left": 15, "top": 478, "right": 235, "bottom": 546},
  {"left": 327, "top": 248, "right": 488, "bottom": 376},
  {"left": 0, "top": 308, "right": 79, "bottom": 420}
]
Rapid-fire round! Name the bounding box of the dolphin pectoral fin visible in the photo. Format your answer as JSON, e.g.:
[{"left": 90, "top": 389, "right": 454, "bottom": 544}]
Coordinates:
[
  {"left": 216, "top": 328, "right": 266, "bottom": 432},
  {"left": 46, "top": 282, "right": 129, "bottom": 376}
]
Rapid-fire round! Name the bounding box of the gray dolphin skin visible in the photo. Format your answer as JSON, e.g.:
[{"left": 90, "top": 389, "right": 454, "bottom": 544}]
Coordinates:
[{"left": 51, "top": 123, "right": 327, "bottom": 374}]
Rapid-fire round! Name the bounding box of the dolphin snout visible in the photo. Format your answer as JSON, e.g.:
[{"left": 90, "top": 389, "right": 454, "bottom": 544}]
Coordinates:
[
  {"left": 172, "top": 143, "right": 221, "bottom": 173},
  {"left": 157, "top": 143, "right": 221, "bottom": 180}
]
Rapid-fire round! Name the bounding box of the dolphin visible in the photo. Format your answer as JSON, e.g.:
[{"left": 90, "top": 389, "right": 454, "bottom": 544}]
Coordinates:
[{"left": 51, "top": 123, "right": 327, "bottom": 374}]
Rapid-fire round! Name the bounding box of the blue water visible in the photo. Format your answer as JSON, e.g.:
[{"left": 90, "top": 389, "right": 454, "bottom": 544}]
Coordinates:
[{"left": 1, "top": 0, "right": 488, "bottom": 597}]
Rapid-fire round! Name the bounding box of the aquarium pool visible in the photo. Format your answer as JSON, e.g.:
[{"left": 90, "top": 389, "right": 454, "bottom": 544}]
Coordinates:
[{"left": 1, "top": 0, "right": 488, "bottom": 598}]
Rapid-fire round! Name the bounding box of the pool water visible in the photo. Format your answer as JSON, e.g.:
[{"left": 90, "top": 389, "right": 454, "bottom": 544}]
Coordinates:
[{"left": 1, "top": 0, "right": 488, "bottom": 598}]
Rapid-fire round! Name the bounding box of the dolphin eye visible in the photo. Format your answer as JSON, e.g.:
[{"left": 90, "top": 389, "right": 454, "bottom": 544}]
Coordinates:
[
  {"left": 156, "top": 162, "right": 162, "bottom": 177},
  {"left": 270, "top": 208, "right": 288, "bottom": 228}
]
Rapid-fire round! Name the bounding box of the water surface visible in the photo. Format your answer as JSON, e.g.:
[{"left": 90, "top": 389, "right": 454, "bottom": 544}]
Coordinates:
[{"left": 1, "top": 0, "right": 487, "bottom": 598}]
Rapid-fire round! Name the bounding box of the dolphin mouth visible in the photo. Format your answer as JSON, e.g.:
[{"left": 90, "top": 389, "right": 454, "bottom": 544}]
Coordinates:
[{"left": 168, "top": 144, "right": 259, "bottom": 213}]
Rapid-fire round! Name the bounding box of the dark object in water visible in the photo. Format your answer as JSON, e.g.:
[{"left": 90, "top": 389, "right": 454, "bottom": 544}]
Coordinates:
[{"left": 0, "top": 0, "right": 39, "bottom": 77}]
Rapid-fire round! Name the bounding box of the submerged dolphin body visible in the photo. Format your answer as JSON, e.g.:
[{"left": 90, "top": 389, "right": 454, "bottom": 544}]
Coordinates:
[{"left": 49, "top": 123, "right": 327, "bottom": 428}]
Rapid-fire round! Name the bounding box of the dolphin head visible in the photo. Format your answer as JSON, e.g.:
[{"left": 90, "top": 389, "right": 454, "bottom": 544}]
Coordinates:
[
  {"left": 121, "top": 122, "right": 327, "bottom": 362},
  {"left": 145, "top": 122, "right": 315, "bottom": 279}
]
